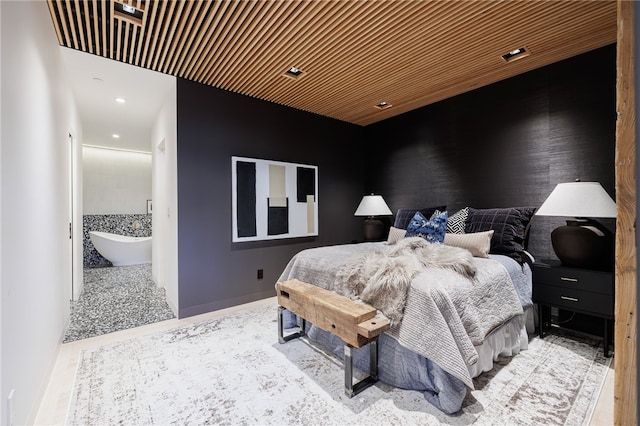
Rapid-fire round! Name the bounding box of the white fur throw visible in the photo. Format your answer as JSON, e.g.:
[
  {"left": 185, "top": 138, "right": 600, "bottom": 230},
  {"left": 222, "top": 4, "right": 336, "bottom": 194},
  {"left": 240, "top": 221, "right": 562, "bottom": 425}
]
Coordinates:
[{"left": 335, "top": 237, "right": 476, "bottom": 324}]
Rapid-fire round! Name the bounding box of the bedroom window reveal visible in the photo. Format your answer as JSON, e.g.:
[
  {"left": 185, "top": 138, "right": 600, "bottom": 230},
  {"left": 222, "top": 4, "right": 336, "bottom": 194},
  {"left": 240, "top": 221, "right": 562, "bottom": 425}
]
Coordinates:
[{"left": 232, "top": 156, "right": 318, "bottom": 242}]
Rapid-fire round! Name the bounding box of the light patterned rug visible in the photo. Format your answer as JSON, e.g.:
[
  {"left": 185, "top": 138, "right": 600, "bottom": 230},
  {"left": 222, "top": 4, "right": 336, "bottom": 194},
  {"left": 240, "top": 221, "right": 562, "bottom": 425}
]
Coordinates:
[{"left": 67, "top": 303, "right": 610, "bottom": 425}]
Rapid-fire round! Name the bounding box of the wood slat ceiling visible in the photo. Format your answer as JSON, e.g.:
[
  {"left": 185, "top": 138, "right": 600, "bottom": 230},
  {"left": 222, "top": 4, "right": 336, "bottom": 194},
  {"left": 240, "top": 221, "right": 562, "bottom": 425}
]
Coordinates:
[{"left": 46, "top": 0, "right": 617, "bottom": 126}]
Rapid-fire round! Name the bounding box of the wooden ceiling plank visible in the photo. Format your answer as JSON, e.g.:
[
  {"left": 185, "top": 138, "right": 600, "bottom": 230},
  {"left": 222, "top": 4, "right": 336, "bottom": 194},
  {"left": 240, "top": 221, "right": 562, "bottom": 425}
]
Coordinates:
[
  {"left": 131, "top": 24, "right": 142, "bottom": 65},
  {"left": 240, "top": 0, "right": 375, "bottom": 95},
  {"left": 82, "top": 0, "right": 93, "bottom": 53},
  {"left": 63, "top": 0, "right": 79, "bottom": 49},
  {"left": 116, "top": 19, "right": 122, "bottom": 61},
  {"left": 266, "top": 0, "right": 444, "bottom": 101},
  {"left": 101, "top": 0, "right": 107, "bottom": 57},
  {"left": 133, "top": 0, "right": 151, "bottom": 65},
  {"left": 258, "top": 0, "right": 438, "bottom": 106},
  {"left": 220, "top": 1, "right": 305, "bottom": 91},
  {"left": 189, "top": 0, "right": 253, "bottom": 82},
  {"left": 46, "top": 1, "right": 65, "bottom": 45},
  {"left": 232, "top": 0, "right": 337, "bottom": 92},
  {"left": 109, "top": 0, "right": 115, "bottom": 59},
  {"left": 203, "top": 0, "right": 274, "bottom": 86},
  {"left": 183, "top": 0, "right": 235, "bottom": 80},
  {"left": 151, "top": 0, "right": 178, "bottom": 70},
  {"left": 251, "top": 0, "right": 364, "bottom": 93},
  {"left": 167, "top": 0, "right": 208, "bottom": 75},
  {"left": 200, "top": 0, "right": 262, "bottom": 85},
  {"left": 141, "top": 0, "right": 161, "bottom": 68},
  {"left": 162, "top": 0, "right": 197, "bottom": 74},
  {"left": 158, "top": 0, "right": 190, "bottom": 73},
  {"left": 211, "top": 2, "right": 331, "bottom": 87},
  {"left": 73, "top": 0, "right": 87, "bottom": 51},
  {"left": 91, "top": 0, "right": 100, "bottom": 55},
  {"left": 150, "top": 1, "right": 178, "bottom": 71},
  {"left": 123, "top": 20, "right": 133, "bottom": 63}
]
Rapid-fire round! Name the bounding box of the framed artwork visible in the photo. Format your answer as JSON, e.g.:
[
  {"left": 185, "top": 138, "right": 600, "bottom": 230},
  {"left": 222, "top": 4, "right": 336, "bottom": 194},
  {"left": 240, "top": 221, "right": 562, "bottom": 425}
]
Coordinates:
[{"left": 232, "top": 156, "right": 318, "bottom": 242}]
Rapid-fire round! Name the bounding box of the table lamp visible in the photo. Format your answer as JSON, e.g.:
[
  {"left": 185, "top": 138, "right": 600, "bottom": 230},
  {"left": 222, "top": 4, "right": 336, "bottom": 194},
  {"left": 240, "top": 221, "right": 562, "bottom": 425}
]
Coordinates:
[
  {"left": 354, "top": 194, "right": 392, "bottom": 241},
  {"left": 535, "top": 181, "right": 616, "bottom": 270}
]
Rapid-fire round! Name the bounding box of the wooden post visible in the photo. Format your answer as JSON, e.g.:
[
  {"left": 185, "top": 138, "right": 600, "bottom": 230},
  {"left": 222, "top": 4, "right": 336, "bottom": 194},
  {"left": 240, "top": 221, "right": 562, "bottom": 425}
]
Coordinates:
[{"left": 615, "top": 1, "right": 637, "bottom": 425}]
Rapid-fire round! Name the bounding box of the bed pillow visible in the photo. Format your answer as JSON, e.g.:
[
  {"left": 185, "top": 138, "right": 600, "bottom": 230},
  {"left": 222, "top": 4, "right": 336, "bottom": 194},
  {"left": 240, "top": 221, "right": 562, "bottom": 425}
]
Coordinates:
[
  {"left": 393, "top": 205, "right": 446, "bottom": 230},
  {"left": 446, "top": 207, "right": 469, "bottom": 234},
  {"left": 444, "top": 230, "right": 494, "bottom": 258},
  {"left": 432, "top": 207, "right": 469, "bottom": 234},
  {"left": 405, "top": 210, "right": 448, "bottom": 243},
  {"left": 386, "top": 226, "right": 407, "bottom": 244},
  {"left": 465, "top": 207, "right": 536, "bottom": 262}
]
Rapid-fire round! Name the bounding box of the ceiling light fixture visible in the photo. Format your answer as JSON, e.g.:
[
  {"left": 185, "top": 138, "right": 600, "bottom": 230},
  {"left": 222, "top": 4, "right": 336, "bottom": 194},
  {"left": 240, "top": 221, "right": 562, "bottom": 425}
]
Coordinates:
[
  {"left": 115, "top": 97, "right": 126, "bottom": 103},
  {"left": 122, "top": 4, "right": 136, "bottom": 14},
  {"left": 501, "top": 47, "right": 529, "bottom": 63},
  {"left": 114, "top": 1, "right": 144, "bottom": 25},
  {"left": 283, "top": 66, "right": 304, "bottom": 79},
  {"left": 374, "top": 101, "right": 392, "bottom": 110},
  {"left": 112, "top": 134, "right": 120, "bottom": 139}
]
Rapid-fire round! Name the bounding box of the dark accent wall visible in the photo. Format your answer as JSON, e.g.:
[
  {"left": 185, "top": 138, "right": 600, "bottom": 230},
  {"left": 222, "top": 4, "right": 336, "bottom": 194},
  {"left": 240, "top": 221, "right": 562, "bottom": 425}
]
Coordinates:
[
  {"left": 363, "top": 45, "right": 616, "bottom": 260},
  {"left": 177, "top": 79, "right": 364, "bottom": 317}
]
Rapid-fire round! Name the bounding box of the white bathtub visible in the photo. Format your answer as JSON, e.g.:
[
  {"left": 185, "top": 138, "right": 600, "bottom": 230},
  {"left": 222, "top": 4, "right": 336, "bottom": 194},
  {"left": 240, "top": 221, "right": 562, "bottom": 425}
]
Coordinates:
[{"left": 89, "top": 231, "right": 152, "bottom": 267}]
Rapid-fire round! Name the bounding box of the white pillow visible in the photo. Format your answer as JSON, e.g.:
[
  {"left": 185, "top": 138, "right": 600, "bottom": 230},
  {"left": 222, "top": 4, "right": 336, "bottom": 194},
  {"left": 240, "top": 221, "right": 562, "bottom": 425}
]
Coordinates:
[
  {"left": 444, "top": 230, "right": 494, "bottom": 258},
  {"left": 386, "top": 226, "right": 407, "bottom": 244}
]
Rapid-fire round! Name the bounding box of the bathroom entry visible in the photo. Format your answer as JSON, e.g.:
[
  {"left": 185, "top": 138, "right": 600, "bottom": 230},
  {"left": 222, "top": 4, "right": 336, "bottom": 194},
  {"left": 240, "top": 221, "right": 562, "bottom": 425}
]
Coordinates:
[{"left": 61, "top": 145, "right": 174, "bottom": 343}]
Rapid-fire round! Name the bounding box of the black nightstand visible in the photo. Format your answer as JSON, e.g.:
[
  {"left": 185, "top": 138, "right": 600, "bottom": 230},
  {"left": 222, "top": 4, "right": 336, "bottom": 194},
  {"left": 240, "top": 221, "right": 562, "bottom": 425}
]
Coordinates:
[{"left": 532, "top": 260, "right": 614, "bottom": 357}]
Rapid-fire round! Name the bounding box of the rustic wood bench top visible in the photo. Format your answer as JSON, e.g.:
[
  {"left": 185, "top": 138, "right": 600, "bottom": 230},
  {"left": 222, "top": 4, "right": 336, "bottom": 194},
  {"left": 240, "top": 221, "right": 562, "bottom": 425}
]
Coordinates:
[{"left": 276, "top": 279, "right": 390, "bottom": 348}]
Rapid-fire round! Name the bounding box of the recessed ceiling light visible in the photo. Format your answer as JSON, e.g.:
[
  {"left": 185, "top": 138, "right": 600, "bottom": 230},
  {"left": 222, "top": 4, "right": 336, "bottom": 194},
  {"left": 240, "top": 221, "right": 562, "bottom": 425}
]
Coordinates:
[
  {"left": 122, "top": 4, "right": 136, "bottom": 14},
  {"left": 283, "top": 66, "right": 304, "bottom": 79},
  {"left": 115, "top": 97, "right": 126, "bottom": 103},
  {"left": 501, "top": 47, "right": 529, "bottom": 63},
  {"left": 112, "top": 134, "right": 120, "bottom": 139},
  {"left": 113, "top": 1, "right": 144, "bottom": 25},
  {"left": 374, "top": 101, "right": 392, "bottom": 110}
]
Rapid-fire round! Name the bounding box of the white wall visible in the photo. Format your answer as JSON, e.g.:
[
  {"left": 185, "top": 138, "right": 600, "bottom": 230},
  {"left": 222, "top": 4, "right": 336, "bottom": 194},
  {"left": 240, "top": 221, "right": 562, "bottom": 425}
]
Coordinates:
[
  {"left": 151, "top": 84, "right": 178, "bottom": 315},
  {"left": 83, "top": 146, "right": 152, "bottom": 215},
  {"left": 0, "top": 2, "right": 82, "bottom": 424}
]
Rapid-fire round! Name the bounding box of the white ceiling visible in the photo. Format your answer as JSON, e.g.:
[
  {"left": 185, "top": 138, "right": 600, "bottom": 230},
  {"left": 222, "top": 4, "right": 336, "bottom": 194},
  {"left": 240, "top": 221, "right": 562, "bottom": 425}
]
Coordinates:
[{"left": 60, "top": 47, "right": 175, "bottom": 153}]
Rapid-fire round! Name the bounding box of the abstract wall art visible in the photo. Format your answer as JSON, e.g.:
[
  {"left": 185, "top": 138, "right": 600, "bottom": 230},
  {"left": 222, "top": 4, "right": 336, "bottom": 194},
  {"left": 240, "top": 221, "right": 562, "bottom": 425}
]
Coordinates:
[{"left": 232, "top": 156, "right": 318, "bottom": 242}]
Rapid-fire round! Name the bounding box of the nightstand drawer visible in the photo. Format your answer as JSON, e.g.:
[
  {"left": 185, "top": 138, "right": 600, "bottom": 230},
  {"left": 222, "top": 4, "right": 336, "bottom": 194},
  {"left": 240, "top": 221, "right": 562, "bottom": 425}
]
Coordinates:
[
  {"left": 534, "top": 284, "right": 613, "bottom": 317},
  {"left": 534, "top": 266, "right": 613, "bottom": 295}
]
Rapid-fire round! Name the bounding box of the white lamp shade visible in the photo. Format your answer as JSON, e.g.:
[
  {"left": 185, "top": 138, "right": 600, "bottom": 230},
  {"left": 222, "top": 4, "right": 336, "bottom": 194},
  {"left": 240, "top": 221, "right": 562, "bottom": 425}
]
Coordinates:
[
  {"left": 354, "top": 195, "right": 392, "bottom": 216},
  {"left": 535, "top": 182, "right": 616, "bottom": 218}
]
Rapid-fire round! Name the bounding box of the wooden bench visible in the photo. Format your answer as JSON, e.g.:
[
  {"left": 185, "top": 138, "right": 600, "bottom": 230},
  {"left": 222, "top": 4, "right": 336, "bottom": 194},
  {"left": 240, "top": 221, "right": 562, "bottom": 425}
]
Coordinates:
[{"left": 276, "top": 279, "right": 390, "bottom": 397}]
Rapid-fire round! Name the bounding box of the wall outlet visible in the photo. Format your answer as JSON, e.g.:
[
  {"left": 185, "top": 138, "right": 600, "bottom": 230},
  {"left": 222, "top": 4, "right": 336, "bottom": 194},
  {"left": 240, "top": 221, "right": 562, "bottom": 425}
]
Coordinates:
[
  {"left": 7, "top": 389, "right": 15, "bottom": 426},
  {"left": 257, "top": 269, "right": 264, "bottom": 280}
]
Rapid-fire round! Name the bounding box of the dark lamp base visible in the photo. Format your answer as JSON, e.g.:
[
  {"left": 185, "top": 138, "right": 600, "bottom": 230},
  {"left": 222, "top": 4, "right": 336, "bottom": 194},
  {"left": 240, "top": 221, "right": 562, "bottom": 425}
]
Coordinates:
[
  {"left": 551, "top": 219, "right": 613, "bottom": 271},
  {"left": 362, "top": 217, "right": 384, "bottom": 242}
]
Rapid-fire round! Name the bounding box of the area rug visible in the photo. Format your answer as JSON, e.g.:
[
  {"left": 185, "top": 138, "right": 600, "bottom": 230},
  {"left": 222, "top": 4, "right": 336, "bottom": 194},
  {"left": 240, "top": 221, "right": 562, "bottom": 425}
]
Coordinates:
[
  {"left": 63, "top": 264, "right": 175, "bottom": 342},
  {"left": 66, "top": 303, "right": 610, "bottom": 425}
]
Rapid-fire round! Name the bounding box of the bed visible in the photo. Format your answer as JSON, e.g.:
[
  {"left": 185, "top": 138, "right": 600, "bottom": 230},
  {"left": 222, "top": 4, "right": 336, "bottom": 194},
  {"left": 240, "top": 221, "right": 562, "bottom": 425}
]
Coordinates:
[{"left": 277, "top": 206, "right": 536, "bottom": 414}]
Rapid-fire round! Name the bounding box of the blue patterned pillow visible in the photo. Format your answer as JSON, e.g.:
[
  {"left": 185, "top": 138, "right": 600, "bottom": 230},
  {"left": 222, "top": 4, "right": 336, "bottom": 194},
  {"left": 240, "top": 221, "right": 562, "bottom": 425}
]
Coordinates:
[{"left": 405, "top": 211, "right": 448, "bottom": 243}]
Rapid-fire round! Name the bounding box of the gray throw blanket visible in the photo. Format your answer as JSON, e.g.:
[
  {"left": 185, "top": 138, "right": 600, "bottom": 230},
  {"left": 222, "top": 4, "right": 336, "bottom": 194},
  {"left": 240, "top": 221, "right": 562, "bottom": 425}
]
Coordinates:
[
  {"left": 335, "top": 237, "right": 476, "bottom": 324},
  {"left": 277, "top": 241, "right": 524, "bottom": 389}
]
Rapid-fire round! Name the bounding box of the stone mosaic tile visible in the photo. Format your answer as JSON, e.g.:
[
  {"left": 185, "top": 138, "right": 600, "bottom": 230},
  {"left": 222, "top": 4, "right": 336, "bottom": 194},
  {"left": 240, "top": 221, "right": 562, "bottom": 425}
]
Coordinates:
[
  {"left": 83, "top": 214, "right": 152, "bottom": 267},
  {"left": 63, "top": 264, "right": 174, "bottom": 343}
]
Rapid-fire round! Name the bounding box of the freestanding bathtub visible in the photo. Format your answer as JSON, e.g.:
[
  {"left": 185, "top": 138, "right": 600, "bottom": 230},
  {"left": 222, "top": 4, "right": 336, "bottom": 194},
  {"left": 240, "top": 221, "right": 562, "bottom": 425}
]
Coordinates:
[{"left": 89, "top": 231, "right": 152, "bottom": 267}]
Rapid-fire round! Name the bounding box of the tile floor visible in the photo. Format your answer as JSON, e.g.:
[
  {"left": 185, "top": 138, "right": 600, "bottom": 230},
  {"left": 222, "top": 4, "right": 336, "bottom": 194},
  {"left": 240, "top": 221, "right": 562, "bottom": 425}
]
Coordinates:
[
  {"left": 63, "top": 264, "right": 175, "bottom": 342},
  {"left": 34, "top": 297, "right": 614, "bottom": 425}
]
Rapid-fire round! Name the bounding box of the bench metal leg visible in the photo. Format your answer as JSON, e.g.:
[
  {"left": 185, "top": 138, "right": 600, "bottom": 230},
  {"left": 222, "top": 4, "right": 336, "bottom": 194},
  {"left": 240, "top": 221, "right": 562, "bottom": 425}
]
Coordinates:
[
  {"left": 278, "top": 306, "right": 306, "bottom": 344},
  {"left": 344, "top": 338, "right": 379, "bottom": 398}
]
